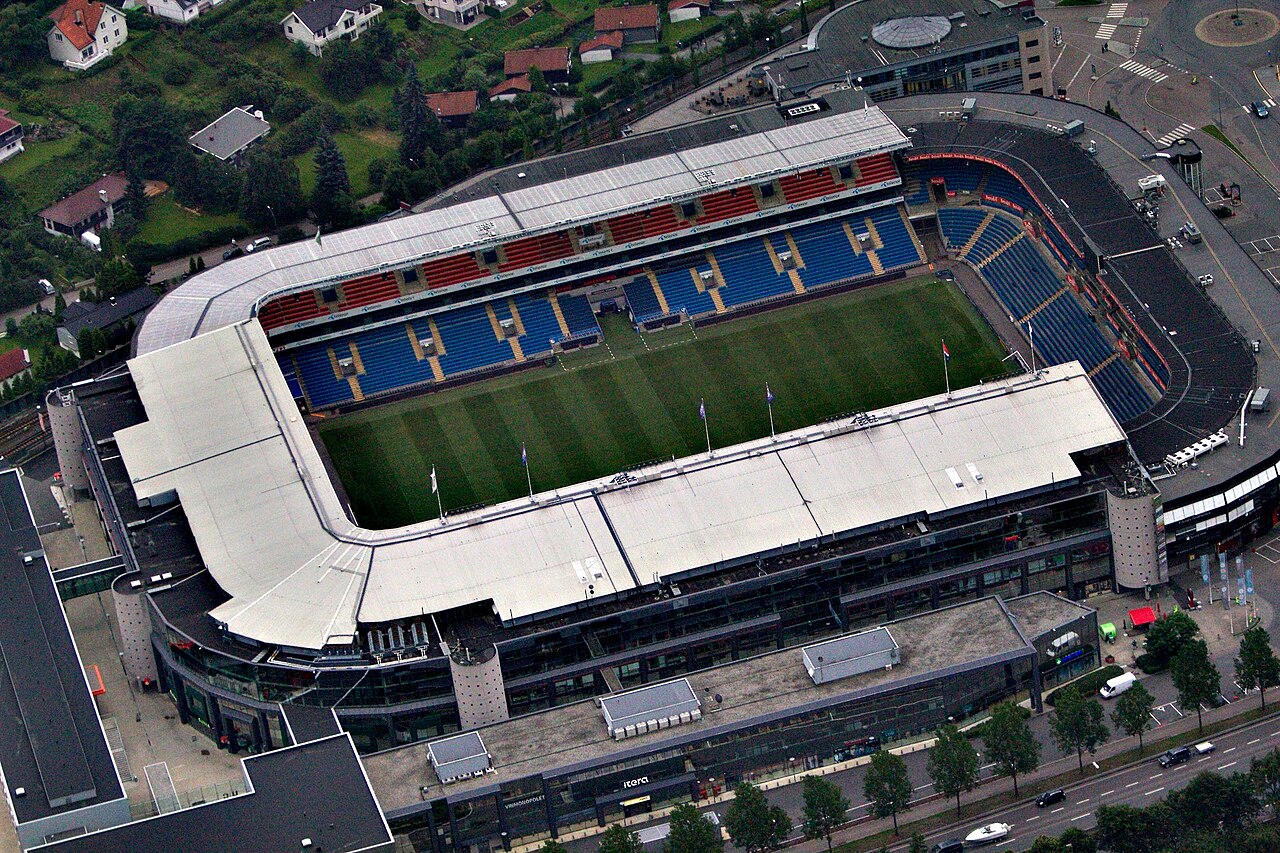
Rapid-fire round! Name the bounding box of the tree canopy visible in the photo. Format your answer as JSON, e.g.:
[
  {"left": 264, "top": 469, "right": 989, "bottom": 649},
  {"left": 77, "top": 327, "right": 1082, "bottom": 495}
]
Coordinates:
[
  {"left": 863, "top": 750, "right": 911, "bottom": 834},
  {"left": 1049, "top": 686, "right": 1109, "bottom": 772},
  {"left": 664, "top": 803, "right": 723, "bottom": 853},
  {"left": 800, "top": 775, "right": 849, "bottom": 851},
  {"left": 1171, "top": 639, "right": 1221, "bottom": 733},
  {"left": 927, "top": 723, "right": 979, "bottom": 816},
  {"left": 983, "top": 702, "right": 1040, "bottom": 796},
  {"left": 1237, "top": 626, "right": 1280, "bottom": 710},
  {"left": 723, "top": 782, "right": 791, "bottom": 853},
  {"left": 1111, "top": 680, "right": 1156, "bottom": 752}
]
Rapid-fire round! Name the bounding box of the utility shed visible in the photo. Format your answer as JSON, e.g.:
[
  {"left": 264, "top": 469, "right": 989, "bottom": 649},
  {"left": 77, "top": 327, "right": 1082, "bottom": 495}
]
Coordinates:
[
  {"left": 600, "top": 678, "right": 701, "bottom": 740},
  {"left": 802, "top": 627, "right": 900, "bottom": 685},
  {"left": 427, "top": 732, "right": 491, "bottom": 784}
]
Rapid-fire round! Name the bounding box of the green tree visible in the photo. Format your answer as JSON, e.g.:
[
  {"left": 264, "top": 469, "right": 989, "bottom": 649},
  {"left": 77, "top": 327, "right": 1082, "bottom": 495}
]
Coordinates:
[
  {"left": 1171, "top": 639, "right": 1221, "bottom": 734},
  {"left": 397, "top": 65, "right": 443, "bottom": 165},
  {"left": 1253, "top": 748, "right": 1280, "bottom": 818},
  {"left": 96, "top": 257, "right": 143, "bottom": 299},
  {"left": 907, "top": 833, "right": 926, "bottom": 853},
  {"left": 380, "top": 163, "right": 415, "bottom": 208},
  {"left": 800, "top": 775, "right": 848, "bottom": 852},
  {"left": 112, "top": 95, "right": 185, "bottom": 180},
  {"left": 77, "top": 327, "right": 103, "bottom": 360},
  {"left": 1058, "top": 827, "right": 1096, "bottom": 853},
  {"left": 527, "top": 65, "right": 548, "bottom": 93},
  {"left": 1237, "top": 625, "right": 1280, "bottom": 710},
  {"left": 319, "top": 39, "right": 372, "bottom": 99},
  {"left": 53, "top": 291, "right": 66, "bottom": 322},
  {"left": 724, "top": 782, "right": 790, "bottom": 853},
  {"left": 664, "top": 803, "right": 722, "bottom": 853},
  {"left": 863, "top": 750, "right": 911, "bottom": 834},
  {"left": 3, "top": 318, "right": 15, "bottom": 339},
  {"left": 310, "top": 130, "right": 355, "bottom": 230},
  {"left": 927, "top": 724, "right": 979, "bottom": 817},
  {"left": 1167, "top": 770, "right": 1259, "bottom": 832},
  {"left": 124, "top": 172, "right": 149, "bottom": 222},
  {"left": 18, "top": 312, "right": 56, "bottom": 345},
  {"left": 1028, "top": 837, "right": 1064, "bottom": 853},
  {"left": 1095, "top": 803, "right": 1176, "bottom": 853},
  {"left": 983, "top": 702, "right": 1039, "bottom": 796},
  {"left": 1110, "top": 680, "right": 1156, "bottom": 752},
  {"left": 597, "top": 823, "right": 642, "bottom": 853},
  {"left": 1144, "top": 610, "right": 1199, "bottom": 668},
  {"left": 239, "top": 148, "right": 306, "bottom": 230},
  {"left": 1049, "top": 686, "right": 1109, "bottom": 772}
]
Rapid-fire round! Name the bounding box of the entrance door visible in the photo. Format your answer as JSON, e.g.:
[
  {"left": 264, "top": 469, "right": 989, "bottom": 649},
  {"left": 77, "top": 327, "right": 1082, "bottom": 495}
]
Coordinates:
[{"left": 621, "top": 796, "right": 652, "bottom": 819}]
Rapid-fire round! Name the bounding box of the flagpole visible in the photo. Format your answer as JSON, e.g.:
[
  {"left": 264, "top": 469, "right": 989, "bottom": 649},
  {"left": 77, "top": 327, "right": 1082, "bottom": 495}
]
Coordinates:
[
  {"left": 523, "top": 443, "right": 533, "bottom": 499},
  {"left": 767, "top": 389, "right": 776, "bottom": 440},
  {"left": 943, "top": 340, "right": 951, "bottom": 397},
  {"left": 1028, "top": 322, "right": 1036, "bottom": 374},
  {"left": 701, "top": 399, "right": 712, "bottom": 456},
  {"left": 432, "top": 466, "right": 443, "bottom": 521}
]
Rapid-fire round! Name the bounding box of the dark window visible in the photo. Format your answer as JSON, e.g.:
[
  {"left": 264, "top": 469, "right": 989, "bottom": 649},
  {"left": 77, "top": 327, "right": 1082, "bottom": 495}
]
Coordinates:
[
  {"left": 1028, "top": 54, "right": 1041, "bottom": 64},
  {"left": 482, "top": 248, "right": 499, "bottom": 265},
  {"left": 1029, "top": 71, "right": 1042, "bottom": 80},
  {"left": 1025, "top": 38, "right": 1039, "bottom": 48},
  {"left": 837, "top": 163, "right": 854, "bottom": 180},
  {"left": 681, "top": 201, "right": 697, "bottom": 218}
]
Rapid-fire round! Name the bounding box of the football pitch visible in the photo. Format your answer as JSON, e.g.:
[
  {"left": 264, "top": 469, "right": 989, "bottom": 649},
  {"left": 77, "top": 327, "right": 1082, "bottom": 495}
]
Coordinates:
[{"left": 319, "top": 277, "right": 1009, "bottom": 528}]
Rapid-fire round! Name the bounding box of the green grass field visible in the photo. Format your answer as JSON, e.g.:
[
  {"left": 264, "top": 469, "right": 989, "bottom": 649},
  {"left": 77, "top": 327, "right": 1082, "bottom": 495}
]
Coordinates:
[{"left": 319, "top": 277, "right": 1009, "bottom": 528}]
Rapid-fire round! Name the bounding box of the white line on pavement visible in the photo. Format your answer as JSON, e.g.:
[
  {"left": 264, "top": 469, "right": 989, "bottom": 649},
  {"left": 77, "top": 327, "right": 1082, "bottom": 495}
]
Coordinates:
[
  {"left": 1026, "top": 816, "right": 1040, "bottom": 823},
  {"left": 1125, "top": 781, "right": 1140, "bottom": 788},
  {"left": 1076, "top": 799, "right": 1090, "bottom": 805},
  {"left": 1101, "top": 790, "right": 1115, "bottom": 797},
  {"left": 1071, "top": 814, "right": 1090, "bottom": 821},
  {"left": 1051, "top": 807, "right": 1065, "bottom": 814},
  {"left": 1149, "top": 773, "right": 1163, "bottom": 779},
  {"left": 1219, "top": 762, "right": 1238, "bottom": 770},
  {"left": 1144, "top": 787, "right": 1165, "bottom": 796},
  {"left": 1225, "top": 747, "right": 1237, "bottom": 754},
  {"left": 1248, "top": 739, "right": 1260, "bottom": 745}
]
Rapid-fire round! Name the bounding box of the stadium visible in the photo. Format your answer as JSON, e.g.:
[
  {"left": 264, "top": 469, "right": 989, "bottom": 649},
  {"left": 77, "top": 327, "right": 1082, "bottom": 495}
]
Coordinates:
[{"left": 38, "top": 86, "right": 1280, "bottom": 848}]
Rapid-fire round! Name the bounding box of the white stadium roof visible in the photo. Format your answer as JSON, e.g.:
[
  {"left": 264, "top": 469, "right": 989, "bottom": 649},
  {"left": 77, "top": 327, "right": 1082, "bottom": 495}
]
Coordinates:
[
  {"left": 115, "top": 320, "right": 1125, "bottom": 650},
  {"left": 136, "top": 106, "right": 908, "bottom": 356}
]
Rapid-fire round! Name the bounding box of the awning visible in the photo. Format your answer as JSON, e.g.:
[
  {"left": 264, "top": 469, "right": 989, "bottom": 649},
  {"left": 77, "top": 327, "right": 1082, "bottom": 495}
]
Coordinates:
[{"left": 1128, "top": 607, "right": 1157, "bottom": 629}]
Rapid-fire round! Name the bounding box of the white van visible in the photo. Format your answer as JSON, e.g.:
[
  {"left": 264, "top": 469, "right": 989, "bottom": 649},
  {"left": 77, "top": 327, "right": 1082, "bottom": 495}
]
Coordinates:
[{"left": 1099, "top": 671, "right": 1136, "bottom": 699}]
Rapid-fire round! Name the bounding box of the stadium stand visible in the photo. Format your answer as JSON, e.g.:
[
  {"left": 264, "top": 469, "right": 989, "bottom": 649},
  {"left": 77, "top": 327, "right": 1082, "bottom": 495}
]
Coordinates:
[
  {"left": 499, "top": 231, "right": 576, "bottom": 272},
  {"left": 938, "top": 207, "right": 1153, "bottom": 423},
  {"left": 421, "top": 252, "right": 487, "bottom": 289},
  {"left": 257, "top": 292, "right": 329, "bottom": 331},
  {"left": 607, "top": 205, "right": 687, "bottom": 243},
  {"left": 698, "top": 187, "right": 760, "bottom": 223},
  {"left": 780, "top": 167, "right": 844, "bottom": 203},
  {"left": 854, "top": 152, "right": 899, "bottom": 186},
  {"left": 339, "top": 273, "right": 401, "bottom": 311}
]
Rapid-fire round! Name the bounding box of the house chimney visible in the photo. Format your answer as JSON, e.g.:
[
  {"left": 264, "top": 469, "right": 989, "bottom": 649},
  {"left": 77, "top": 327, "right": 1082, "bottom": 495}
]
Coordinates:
[{"left": 75, "top": 8, "right": 83, "bottom": 25}]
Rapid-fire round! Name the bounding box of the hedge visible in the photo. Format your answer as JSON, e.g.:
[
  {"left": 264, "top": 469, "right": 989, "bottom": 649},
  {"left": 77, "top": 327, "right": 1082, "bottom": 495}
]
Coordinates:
[
  {"left": 126, "top": 223, "right": 251, "bottom": 268},
  {"left": 1045, "top": 664, "right": 1124, "bottom": 706}
]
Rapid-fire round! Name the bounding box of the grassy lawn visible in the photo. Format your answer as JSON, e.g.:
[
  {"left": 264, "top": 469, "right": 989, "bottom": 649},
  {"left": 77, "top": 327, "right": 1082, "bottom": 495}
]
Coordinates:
[
  {"left": 661, "top": 16, "right": 720, "bottom": 48},
  {"left": 580, "top": 59, "right": 625, "bottom": 90},
  {"left": 296, "top": 129, "right": 397, "bottom": 199},
  {"left": 0, "top": 132, "right": 88, "bottom": 209},
  {"left": 138, "top": 196, "right": 245, "bottom": 245},
  {"left": 319, "top": 277, "right": 1008, "bottom": 528}
]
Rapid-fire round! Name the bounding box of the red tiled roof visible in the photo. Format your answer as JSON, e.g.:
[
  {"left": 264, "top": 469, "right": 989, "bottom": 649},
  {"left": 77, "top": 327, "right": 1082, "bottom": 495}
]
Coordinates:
[
  {"left": 490, "top": 77, "right": 532, "bottom": 97},
  {"left": 669, "top": 0, "right": 709, "bottom": 9},
  {"left": 580, "top": 32, "right": 624, "bottom": 54},
  {"left": 504, "top": 47, "right": 570, "bottom": 76},
  {"left": 0, "top": 350, "right": 30, "bottom": 384},
  {"left": 49, "top": 0, "right": 106, "bottom": 51},
  {"left": 594, "top": 4, "right": 658, "bottom": 32},
  {"left": 425, "top": 91, "right": 479, "bottom": 118},
  {"left": 39, "top": 173, "right": 127, "bottom": 228},
  {"left": 0, "top": 111, "right": 18, "bottom": 136}
]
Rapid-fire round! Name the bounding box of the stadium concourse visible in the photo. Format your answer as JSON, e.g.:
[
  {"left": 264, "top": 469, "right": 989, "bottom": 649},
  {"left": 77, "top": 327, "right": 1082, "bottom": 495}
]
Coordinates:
[{"left": 29, "top": 89, "right": 1280, "bottom": 850}]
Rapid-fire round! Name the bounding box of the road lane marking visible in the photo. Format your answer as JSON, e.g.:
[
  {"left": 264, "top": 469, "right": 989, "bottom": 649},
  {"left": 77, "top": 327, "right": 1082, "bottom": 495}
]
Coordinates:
[
  {"left": 1051, "top": 807, "right": 1065, "bottom": 814},
  {"left": 1144, "top": 787, "right": 1164, "bottom": 796},
  {"left": 1249, "top": 739, "right": 1260, "bottom": 745},
  {"left": 1149, "top": 773, "right": 1163, "bottom": 779},
  {"left": 1219, "top": 761, "right": 1238, "bottom": 770},
  {"left": 1101, "top": 790, "right": 1115, "bottom": 797},
  {"left": 1125, "top": 781, "right": 1140, "bottom": 788},
  {"left": 1026, "top": 816, "right": 1040, "bottom": 823},
  {"left": 1076, "top": 799, "right": 1090, "bottom": 805},
  {"left": 1225, "top": 747, "right": 1237, "bottom": 754},
  {"left": 1071, "top": 813, "right": 1090, "bottom": 821}
]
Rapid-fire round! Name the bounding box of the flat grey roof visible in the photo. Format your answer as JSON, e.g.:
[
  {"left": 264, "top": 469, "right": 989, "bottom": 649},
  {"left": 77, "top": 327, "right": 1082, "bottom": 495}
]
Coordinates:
[
  {"left": 601, "top": 679, "right": 700, "bottom": 732},
  {"left": 428, "top": 732, "right": 491, "bottom": 782},
  {"left": 364, "top": 596, "right": 1032, "bottom": 813},
  {"left": 35, "top": 734, "right": 393, "bottom": 853},
  {"left": 187, "top": 107, "right": 271, "bottom": 162},
  {"left": 1003, "top": 591, "right": 1094, "bottom": 641},
  {"left": 0, "top": 470, "right": 125, "bottom": 826},
  {"left": 804, "top": 626, "right": 898, "bottom": 665}
]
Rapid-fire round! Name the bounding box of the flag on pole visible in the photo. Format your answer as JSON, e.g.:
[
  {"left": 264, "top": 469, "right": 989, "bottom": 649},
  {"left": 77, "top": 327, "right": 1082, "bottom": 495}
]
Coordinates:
[
  {"left": 942, "top": 341, "right": 951, "bottom": 362},
  {"left": 430, "top": 466, "right": 438, "bottom": 494},
  {"left": 699, "top": 399, "right": 706, "bottom": 421},
  {"left": 521, "top": 443, "right": 528, "bottom": 467},
  {"left": 766, "top": 384, "right": 774, "bottom": 404}
]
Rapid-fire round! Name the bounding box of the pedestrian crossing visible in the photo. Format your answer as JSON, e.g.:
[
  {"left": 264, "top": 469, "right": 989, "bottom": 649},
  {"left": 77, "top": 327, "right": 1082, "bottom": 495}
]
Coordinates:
[
  {"left": 1154, "top": 123, "right": 1196, "bottom": 147},
  {"left": 1118, "top": 59, "right": 1168, "bottom": 83},
  {"left": 1096, "top": 2, "right": 1126, "bottom": 38}
]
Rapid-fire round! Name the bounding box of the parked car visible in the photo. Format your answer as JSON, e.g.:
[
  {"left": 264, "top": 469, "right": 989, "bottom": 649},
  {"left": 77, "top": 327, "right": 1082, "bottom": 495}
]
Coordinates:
[
  {"left": 1099, "top": 671, "right": 1136, "bottom": 698},
  {"left": 929, "top": 840, "right": 965, "bottom": 853},
  {"left": 1035, "top": 788, "right": 1066, "bottom": 807},
  {"left": 244, "top": 237, "right": 272, "bottom": 253},
  {"left": 1194, "top": 741, "right": 1215, "bottom": 755},
  {"left": 1253, "top": 101, "right": 1270, "bottom": 118},
  {"left": 223, "top": 245, "right": 244, "bottom": 261},
  {"left": 38, "top": 278, "right": 55, "bottom": 295},
  {"left": 1159, "top": 746, "right": 1191, "bottom": 767}
]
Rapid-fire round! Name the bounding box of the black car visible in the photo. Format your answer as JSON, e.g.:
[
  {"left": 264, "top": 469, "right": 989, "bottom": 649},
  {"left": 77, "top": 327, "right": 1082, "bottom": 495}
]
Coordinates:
[
  {"left": 1035, "top": 788, "right": 1066, "bottom": 807},
  {"left": 223, "top": 246, "right": 244, "bottom": 261},
  {"left": 1159, "top": 746, "right": 1191, "bottom": 767},
  {"left": 929, "top": 840, "right": 964, "bottom": 853}
]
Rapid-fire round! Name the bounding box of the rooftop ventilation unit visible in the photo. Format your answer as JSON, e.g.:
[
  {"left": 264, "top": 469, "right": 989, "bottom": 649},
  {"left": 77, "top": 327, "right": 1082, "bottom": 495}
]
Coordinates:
[
  {"left": 602, "top": 679, "right": 701, "bottom": 740},
  {"left": 801, "top": 627, "right": 900, "bottom": 685}
]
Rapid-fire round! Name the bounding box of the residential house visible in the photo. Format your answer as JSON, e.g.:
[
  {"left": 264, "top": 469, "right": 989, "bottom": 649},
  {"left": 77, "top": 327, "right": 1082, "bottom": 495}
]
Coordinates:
[
  {"left": 281, "top": 0, "right": 382, "bottom": 55},
  {"left": 122, "top": 0, "right": 233, "bottom": 23},
  {"left": 188, "top": 106, "right": 272, "bottom": 167},
  {"left": 39, "top": 173, "right": 127, "bottom": 239},
  {"left": 668, "top": 0, "right": 709, "bottom": 22},
  {"left": 46, "top": 0, "right": 128, "bottom": 71},
  {"left": 0, "top": 350, "right": 32, "bottom": 387},
  {"left": 417, "top": 0, "right": 480, "bottom": 27},
  {"left": 0, "top": 111, "right": 24, "bottom": 165},
  {"left": 424, "top": 91, "right": 478, "bottom": 129},
  {"left": 57, "top": 288, "right": 159, "bottom": 356},
  {"left": 489, "top": 76, "right": 532, "bottom": 103},
  {"left": 579, "top": 32, "right": 623, "bottom": 64},
  {"left": 593, "top": 4, "right": 659, "bottom": 43},
  {"left": 503, "top": 47, "right": 571, "bottom": 84}
]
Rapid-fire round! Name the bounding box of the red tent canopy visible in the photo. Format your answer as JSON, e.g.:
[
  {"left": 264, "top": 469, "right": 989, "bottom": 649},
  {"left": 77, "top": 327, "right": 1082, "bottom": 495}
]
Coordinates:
[{"left": 1128, "top": 606, "right": 1157, "bottom": 629}]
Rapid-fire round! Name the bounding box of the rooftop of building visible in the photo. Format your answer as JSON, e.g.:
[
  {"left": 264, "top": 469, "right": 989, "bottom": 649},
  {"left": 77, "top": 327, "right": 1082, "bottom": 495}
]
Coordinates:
[
  {"left": 764, "top": 0, "right": 1041, "bottom": 95},
  {"left": 34, "top": 734, "right": 392, "bottom": 853},
  {"left": 594, "top": 4, "right": 658, "bottom": 31},
  {"left": 504, "top": 46, "right": 571, "bottom": 75},
  {"left": 1003, "top": 591, "right": 1094, "bottom": 641},
  {"left": 425, "top": 90, "right": 479, "bottom": 118},
  {"left": 49, "top": 0, "right": 109, "bottom": 50},
  {"left": 287, "top": 0, "right": 378, "bottom": 34},
  {"left": 61, "top": 287, "right": 158, "bottom": 338},
  {"left": 0, "top": 470, "right": 125, "bottom": 827},
  {"left": 187, "top": 106, "right": 271, "bottom": 161},
  {"left": 39, "top": 173, "right": 127, "bottom": 228},
  {"left": 365, "top": 595, "right": 1033, "bottom": 813}
]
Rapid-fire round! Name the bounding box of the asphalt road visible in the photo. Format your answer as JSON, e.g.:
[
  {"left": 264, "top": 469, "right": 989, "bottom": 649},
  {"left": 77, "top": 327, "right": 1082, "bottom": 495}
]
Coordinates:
[{"left": 892, "top": 710, "right": 1280, "bottom": 852}]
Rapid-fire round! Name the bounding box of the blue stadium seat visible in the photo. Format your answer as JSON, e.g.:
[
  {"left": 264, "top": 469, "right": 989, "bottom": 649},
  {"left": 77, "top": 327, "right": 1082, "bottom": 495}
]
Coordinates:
[{"left": 558, "top": 294, "right": 600, "bottom": 337}]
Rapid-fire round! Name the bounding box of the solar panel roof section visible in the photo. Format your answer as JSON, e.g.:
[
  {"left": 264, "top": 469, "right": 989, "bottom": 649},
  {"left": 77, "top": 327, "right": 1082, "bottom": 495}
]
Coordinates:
[
  {"left": 427, "top": 732, "right": 491, "bottom": 783},
  {"left": 135, "top": 106, "right": 907, "bottom": 355},
  {"left": 0, "top": 471, "right": 124, "bottom": 825},
  {"left": 600, "top": 679, "right": 701, "bottom": 735}
]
